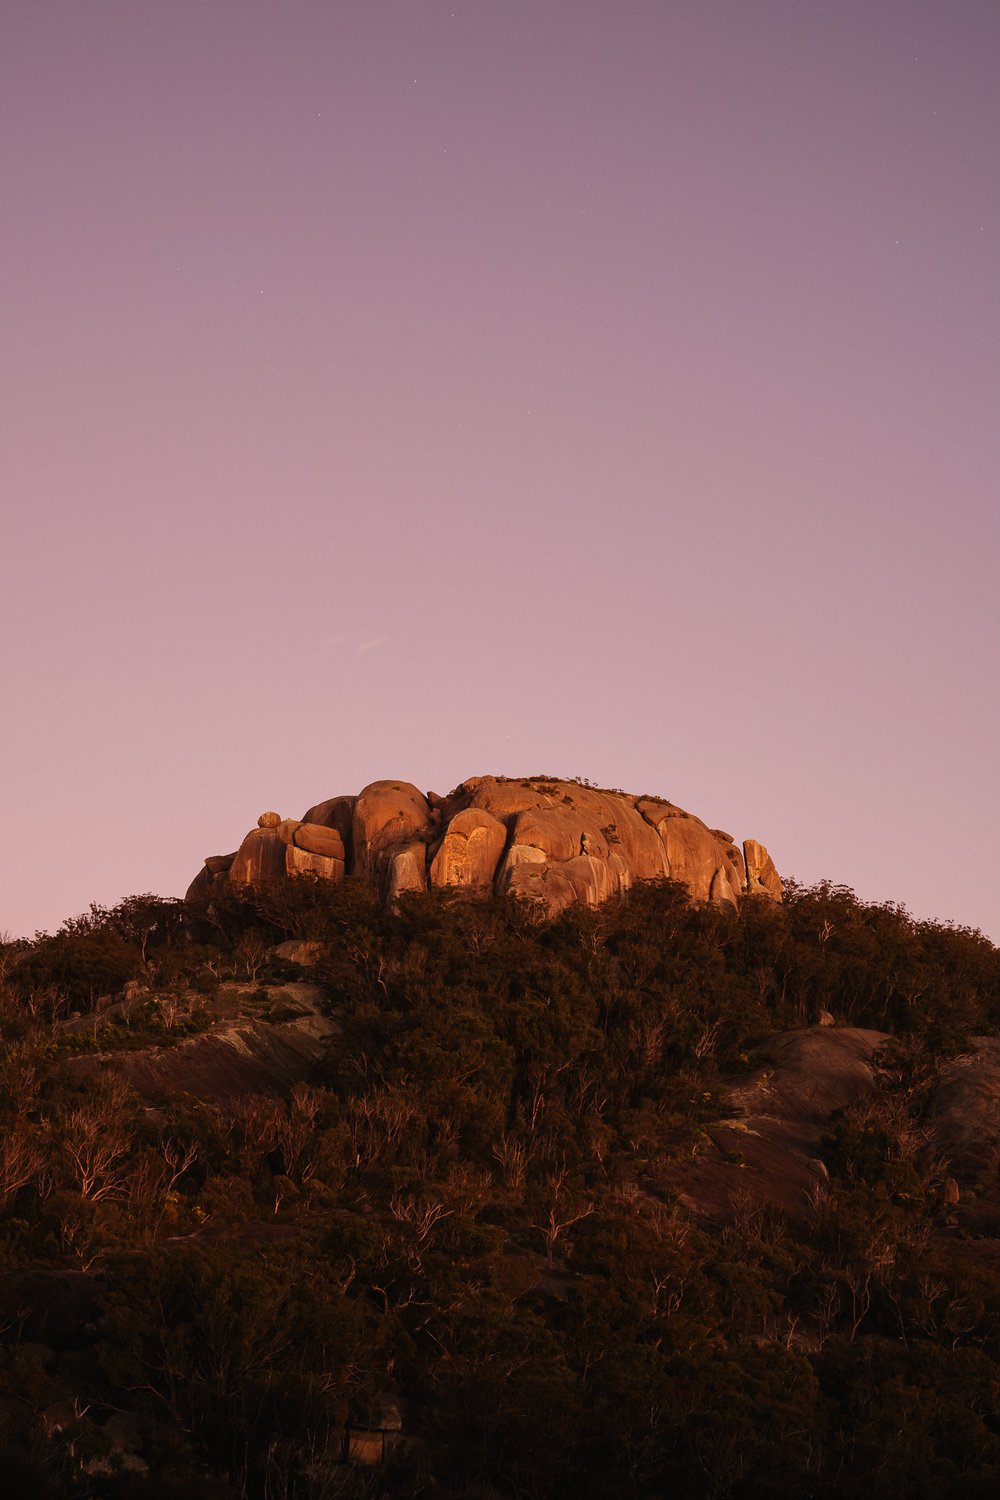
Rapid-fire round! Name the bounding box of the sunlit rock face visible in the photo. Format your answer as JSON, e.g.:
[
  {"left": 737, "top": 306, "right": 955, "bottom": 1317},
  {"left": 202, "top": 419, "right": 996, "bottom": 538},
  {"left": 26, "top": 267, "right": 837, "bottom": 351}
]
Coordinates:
[
  {"left": 186, "top": 775, "right": 781, "bottom": 914},
  {"left": 429, "top": 808, "right": 507, "bottom": 890},
  {"left": 743, "top": 838, "right": 782, "bottom": 899},
  {"left": 351, "top": 781, "right": 432, "bottom": 898}
]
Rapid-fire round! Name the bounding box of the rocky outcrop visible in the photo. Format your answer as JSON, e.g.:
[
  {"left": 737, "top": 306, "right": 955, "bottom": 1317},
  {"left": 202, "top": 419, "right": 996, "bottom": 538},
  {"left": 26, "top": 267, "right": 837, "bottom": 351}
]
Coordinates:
[
  {"left": 931, "top": 1040, "right": 1000, "bottom": 1180},
  {"left": 744, "top": 838, "right": 782, "bottom": 899},
  {"left": 186, "top": 775, "right": 781, "bottom": 914},
  {"left": 69, "top": 983, "right": 336, "bottom": 1104},
  {"left": 668, "top": 1027, "right": 887, "bottom": 1221},
  {"left": 223, "top": 808, "right": 346, "bottom": 888}
]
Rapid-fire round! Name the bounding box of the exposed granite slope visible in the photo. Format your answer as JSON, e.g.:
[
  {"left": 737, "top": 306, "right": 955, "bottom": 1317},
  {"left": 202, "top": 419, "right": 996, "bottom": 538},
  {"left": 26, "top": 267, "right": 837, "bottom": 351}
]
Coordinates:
[
  {"left": 669, "top": 1027, "right": 888, "bottom": 1221},
  {"left": 68, "top": 984, "right": 335, "bottom": 1104}
]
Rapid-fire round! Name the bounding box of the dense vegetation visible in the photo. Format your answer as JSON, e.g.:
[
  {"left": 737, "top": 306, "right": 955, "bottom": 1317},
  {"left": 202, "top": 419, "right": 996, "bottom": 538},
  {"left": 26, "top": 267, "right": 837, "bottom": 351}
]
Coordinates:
[{"left": 0, "top": 877, "right": 998, "bottom": 1498}]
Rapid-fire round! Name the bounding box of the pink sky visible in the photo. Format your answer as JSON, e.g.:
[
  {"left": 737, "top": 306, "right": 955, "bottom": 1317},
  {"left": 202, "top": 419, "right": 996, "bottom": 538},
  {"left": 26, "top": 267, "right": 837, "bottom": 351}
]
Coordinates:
[{"left": 2, "top": 2, "right": 997, "bottom": 941}]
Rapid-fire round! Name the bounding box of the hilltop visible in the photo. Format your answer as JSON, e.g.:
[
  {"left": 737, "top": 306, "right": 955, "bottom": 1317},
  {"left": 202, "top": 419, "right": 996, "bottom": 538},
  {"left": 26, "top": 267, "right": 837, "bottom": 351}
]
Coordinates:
[{"left": 187, "top": 774, "right": 782, "bottom": 912}]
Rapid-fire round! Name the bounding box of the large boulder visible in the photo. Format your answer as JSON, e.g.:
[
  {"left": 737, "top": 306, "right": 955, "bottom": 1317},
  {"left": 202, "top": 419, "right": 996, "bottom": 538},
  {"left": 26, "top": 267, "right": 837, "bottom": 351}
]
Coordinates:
[
  {"left": 744, "top": 839, "right": 782, "bottom": 899},
  {"left": 300, "top": 796, "right": 356, "bottom": 863},
  {"left": 352, "top": 781, "right": 431, "bottom": 896},
  {"left": 429, "top": 808, "right": 507, "bottom": 889},
  {"left": 496, "top": 842, "right": 550, "bottom": 903},
  {"left": 229, "top": 827, "right": 288, "bottom": 885},
  {"left": 294, "top": 823, "right": 346, "bottom": 861},
  {"left": 285, "top": 844, "right": 342, "bottom": 881},
  {"left": 386, "top": 843, "right": 430, "bottom": 902},
  {"left": 204, "top": 853, "right": 236, "bottom": 875}
]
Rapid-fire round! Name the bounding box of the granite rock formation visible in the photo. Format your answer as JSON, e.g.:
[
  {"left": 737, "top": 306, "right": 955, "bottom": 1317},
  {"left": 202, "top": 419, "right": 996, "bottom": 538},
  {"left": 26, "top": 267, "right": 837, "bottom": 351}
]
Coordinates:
[{"left": 186, "top": 775, "right": 781, "bottom": 914}]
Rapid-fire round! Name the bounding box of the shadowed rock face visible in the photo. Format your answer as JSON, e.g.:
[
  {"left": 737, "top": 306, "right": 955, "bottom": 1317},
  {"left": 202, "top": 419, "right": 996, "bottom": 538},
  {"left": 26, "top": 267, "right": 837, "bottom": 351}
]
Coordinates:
[
  {"left": 68, "top": 984, "right": 336, "bottom": 1105},
  {"left": 667, "top": 1027, "right": 888, "bottom": 1222},
  {"left": 931, "top": 1040, "right": 1000, "bottom": 1179},
  {"left": 186, "top": 775, "right": 781, "bottom": 914}
]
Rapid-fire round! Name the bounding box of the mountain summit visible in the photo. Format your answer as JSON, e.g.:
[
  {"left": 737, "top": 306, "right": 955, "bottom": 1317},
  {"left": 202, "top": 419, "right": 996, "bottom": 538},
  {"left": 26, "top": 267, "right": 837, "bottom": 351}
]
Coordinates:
[{"left": 187, "top": 774, "right": 781, "bottom": 911}]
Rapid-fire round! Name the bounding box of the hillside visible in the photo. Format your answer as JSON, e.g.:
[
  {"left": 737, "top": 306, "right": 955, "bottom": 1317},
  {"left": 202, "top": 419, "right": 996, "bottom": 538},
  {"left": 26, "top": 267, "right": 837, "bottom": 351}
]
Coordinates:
[{"left": 1, "top": 819, "right": 999, "bottom": 1497}]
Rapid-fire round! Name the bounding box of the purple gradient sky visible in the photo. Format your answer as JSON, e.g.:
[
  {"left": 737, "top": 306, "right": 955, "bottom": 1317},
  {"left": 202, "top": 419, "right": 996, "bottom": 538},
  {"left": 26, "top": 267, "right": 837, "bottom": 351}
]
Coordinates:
[{"left": 2, "top": 2, "right": 998, "bottom": 941}]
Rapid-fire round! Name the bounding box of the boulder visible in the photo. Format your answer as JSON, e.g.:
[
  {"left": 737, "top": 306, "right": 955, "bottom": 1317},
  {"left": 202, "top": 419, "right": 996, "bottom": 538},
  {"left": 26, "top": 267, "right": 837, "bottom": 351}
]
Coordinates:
[
  {"left": 285, "top": 844, "right": 342, "bottom": 881},
  {"left": 668, "top": 1027, "right": 887, "bottom": 1220},
  {"left": 496, "top": 842, "right": 549, "bottom": 902},
  {"left": 353, "top": 781, "right": 431, "bottom": 892},
  {"left": 294, "top": 823, "right": 346, "bottom": 860},
  {"left": 744, "top": 839, "right": 782, "bottom": 899},
  {"left": 205, "top": 852, "right": 236, "bottom": 875},
  {"left": 300, "top": 796, "right": 356, "bottom": 862},
  {"left": 429, "top": 808, "right": 507, "bottom": 888},
  {"left": 258, "top": 811, "right": 281, "bottom": 830},
  {"left": 386, "top": 842, "right": 429, "bottom": 902},
  {"left": 229, "top": 828, "right": 288, "bottom": 885}
]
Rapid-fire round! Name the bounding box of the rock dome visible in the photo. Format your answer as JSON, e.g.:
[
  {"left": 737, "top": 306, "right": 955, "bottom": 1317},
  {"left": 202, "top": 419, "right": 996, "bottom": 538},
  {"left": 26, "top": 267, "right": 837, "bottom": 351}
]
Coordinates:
[{"left": 186, "top": 775, "right": 781, "bottom": 914}]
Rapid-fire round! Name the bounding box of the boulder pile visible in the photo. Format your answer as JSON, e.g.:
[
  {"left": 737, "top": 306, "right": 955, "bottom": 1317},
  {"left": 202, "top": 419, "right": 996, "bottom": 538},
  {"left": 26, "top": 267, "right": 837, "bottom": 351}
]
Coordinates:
[{"left": 186, "top": 775, "right": 781, "bottom": 914}]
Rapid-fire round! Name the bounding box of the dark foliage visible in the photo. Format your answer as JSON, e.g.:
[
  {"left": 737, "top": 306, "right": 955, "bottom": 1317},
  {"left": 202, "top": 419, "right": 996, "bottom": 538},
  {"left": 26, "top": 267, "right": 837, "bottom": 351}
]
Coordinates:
[{"left": 0, "top": 879, "right": 997, "bottom": 1497}]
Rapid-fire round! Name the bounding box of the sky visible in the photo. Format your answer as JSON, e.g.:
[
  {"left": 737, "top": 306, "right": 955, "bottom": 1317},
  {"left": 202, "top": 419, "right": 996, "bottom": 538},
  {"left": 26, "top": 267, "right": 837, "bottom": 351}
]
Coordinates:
[{"left": 2, "top": 1, "right": 997, "bottom": 942}]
